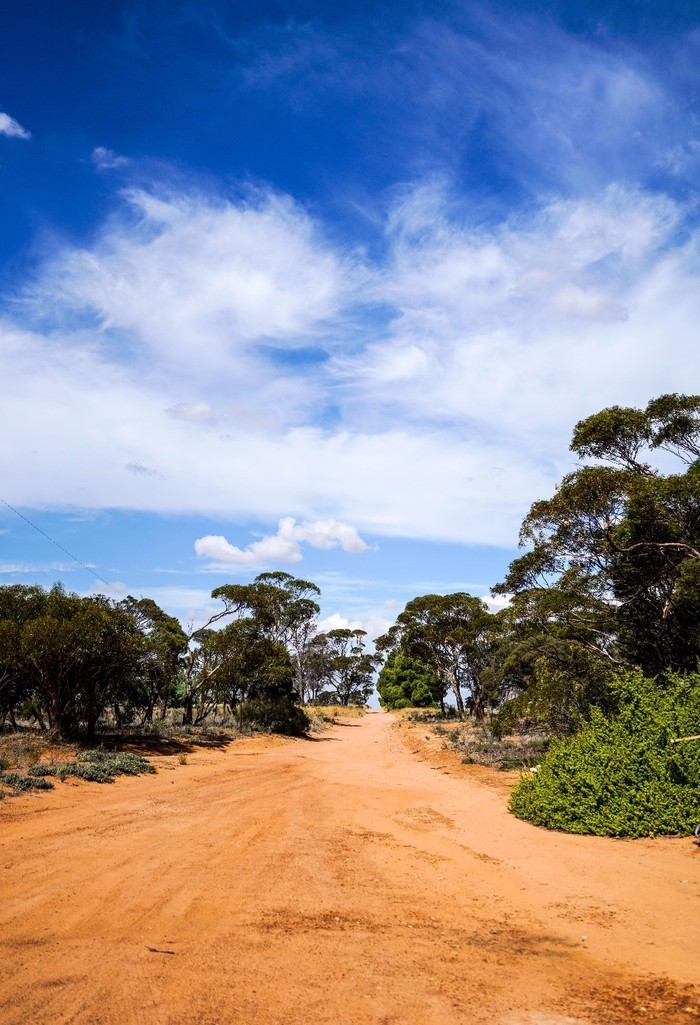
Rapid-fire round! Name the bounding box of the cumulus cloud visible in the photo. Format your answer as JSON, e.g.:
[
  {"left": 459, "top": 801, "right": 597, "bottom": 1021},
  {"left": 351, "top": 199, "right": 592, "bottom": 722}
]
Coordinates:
[
  {"left": 194, "top": 517, "right": 369, "bottom": 566},
  {"left": 0, "top": 113, "right": 30, "bottom": 139},
  {"left": 91, "top": 146, "right": 128, "bottom": 170}
]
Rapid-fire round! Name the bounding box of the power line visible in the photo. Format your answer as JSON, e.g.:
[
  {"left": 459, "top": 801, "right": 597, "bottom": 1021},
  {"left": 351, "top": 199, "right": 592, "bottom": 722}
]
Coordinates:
[{"left": 0, "top": 497, "right": 127, "bottom": 600}]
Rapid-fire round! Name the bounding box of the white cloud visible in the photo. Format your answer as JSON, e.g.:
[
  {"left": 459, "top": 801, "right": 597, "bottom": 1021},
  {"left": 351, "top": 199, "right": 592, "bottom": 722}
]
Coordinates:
[
  {"left": 194, "top": 517, "right": 369, "bottom": 566},
  {"left": 317, "top": 610, "right": 393, "bottom": 641},
  {"left": 551, "top": 284, "right": 627, "bottom": 322},
  {"left": 31, "top": 186, "right": 355, "bottom": 373},
  {"left": 166, "top": 401, "right": 216, "bottom": 423},
  {"left": 2, "top": 176, "right": 700, "bottom": 550},
  {"left": 0, "top": 113, "right": 30, "bottom": 140},
  {"left": 91, "top": 146, "right": 128, "bottom": 170},
  {"left": 337, "top": 181, "right": 691, "bottom": 454},
  {"left": 0, "top": 561, "right": 74, "bottom": 574}
]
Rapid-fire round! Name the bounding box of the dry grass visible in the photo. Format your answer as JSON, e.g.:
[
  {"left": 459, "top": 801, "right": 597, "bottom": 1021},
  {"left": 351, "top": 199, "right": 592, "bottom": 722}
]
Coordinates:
[
  {"left": 0, "top": 730, "right": 77, "bottom": 775},
  {"left": 441, "top": 721, "right": 549, "bottom": 770},
  {"left": 398, "top": 710, "right": 549, "bottom": 770},
  {"left": 304, "top": 704, "right": 368, "bottom": 733},
  {"left": 309, "top": 704, "right": 367, "bottom": 719}
]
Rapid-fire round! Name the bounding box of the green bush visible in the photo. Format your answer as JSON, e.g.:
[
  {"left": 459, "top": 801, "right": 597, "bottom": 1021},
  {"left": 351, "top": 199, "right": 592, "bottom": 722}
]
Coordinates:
[
  {"left": 26, "top": 749, "right": 155, "bottom": 784},
  {"left": 510, "top": 670, "right": 700, "bottom": 837},
  {"left": 239, "top": 697, "right": 309, "bottom": 736},
  {"left": 377, "top": 652, "right": 445, "bottom": 709},
  {"left": 77, "top": 750, "right": 155, "bottom": 776},
  {"left": 1, "top": 772, "right": 54, "bottom": 791}
]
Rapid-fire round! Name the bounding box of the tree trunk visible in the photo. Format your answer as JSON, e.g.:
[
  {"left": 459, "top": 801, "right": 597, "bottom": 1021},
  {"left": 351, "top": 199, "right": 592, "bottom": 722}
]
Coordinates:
[{"left": 449, "top": 675, "right": 465, "bottom": 719}]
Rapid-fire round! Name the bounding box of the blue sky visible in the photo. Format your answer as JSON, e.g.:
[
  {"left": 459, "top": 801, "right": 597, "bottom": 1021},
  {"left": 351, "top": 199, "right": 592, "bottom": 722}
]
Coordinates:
[{"left": 1, "top": 0, "right": 699, "bottom": 637}]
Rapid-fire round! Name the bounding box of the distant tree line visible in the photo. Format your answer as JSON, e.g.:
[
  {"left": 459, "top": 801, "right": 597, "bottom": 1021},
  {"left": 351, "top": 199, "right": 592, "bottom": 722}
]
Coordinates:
[
  {"left": 0, "top": 571, "right": 378, "bottom": 738},
  {"left": 3, "top": 393, "right": 699, "bottom": 765}
]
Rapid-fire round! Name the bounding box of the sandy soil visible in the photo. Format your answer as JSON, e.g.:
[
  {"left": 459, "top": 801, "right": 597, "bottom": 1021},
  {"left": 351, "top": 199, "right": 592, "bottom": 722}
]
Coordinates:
[{"left": 1, "top": 710, "right": 698, "bottom": 1025}]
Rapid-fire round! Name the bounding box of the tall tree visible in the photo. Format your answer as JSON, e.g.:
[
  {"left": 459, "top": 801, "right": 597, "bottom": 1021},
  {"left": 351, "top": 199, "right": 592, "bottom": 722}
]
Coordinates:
[
  {"left": 376, "top": 651, "right": 446, "bottom": 709},
  {"left": 0, "top": 584, "right": 143, "bottom": 738},
  {"left": 120, "top": 597, "right": 188, "bottom": 722},
  {"left": 206, "top": 572, "right": 320, "bottom": 701},
  {"left": 180, "top": 572, "right": 320, "bottom": 724},
  {"left": 309, "top": 629, "right": 379, "bottom": 706},
  {"left": 496, "top": 393, "right": 700, "bottom": 690},
  {"left": 375, "top": 593, "right": 498, "bottom": 719}
]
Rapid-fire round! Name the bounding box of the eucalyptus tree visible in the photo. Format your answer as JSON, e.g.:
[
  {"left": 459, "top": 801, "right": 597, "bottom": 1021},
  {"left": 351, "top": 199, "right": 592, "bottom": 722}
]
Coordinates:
[
  {"left": 376, "top": 651, "right": 446, "bottom": 709},
  {"left": 497, "top": 394, "right": 700, "bottom": 679},
  {"left": 309, "top": 629, "right": 379, "bottom": 706},
  {"left": 375, "top": 593, "right": 499, "bottom": 719},
  {"left": 180, "top": 572, "right": 320, "bottom": 724},
  {"left": 0, "top": 584, "right": 143, "bottom": 738},
  {"left": 197, "top": 572, "right": 321, "bottom": 701},
  {"left": 120, "top": 596, "right": 188, "bottom": 722}
]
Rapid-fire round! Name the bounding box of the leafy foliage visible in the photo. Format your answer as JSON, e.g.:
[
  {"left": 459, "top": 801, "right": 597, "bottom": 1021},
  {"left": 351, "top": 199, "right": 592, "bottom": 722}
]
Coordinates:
[
  {"left": 180, "top": 572, "right": 318, "bottom": 726},
  {"left": 376, "top": 593, "right": 499, "bottom": 718},
  {"left": 494, "top": 393, "right": 700, "bottom": 731},
  {"left": 0, "top": 573, "right": 316, "bottom": 739},
  {"left": 376, "top": 651, "right": 445, "bottom": 708},
  {"left": 238, "top": 696, "right": 310, "bottom": 735},
  {"left": 1, "top": 771, "right": 54, "bottom": 791},
  {"left": 308, "top": 629, "right": 379, "bottom": 706},
  {"left": 27, "top": 749, "right": 155, "bottom": 783},
  {"left": 509, "top": 671, "right": 700, "bottom": 837}
]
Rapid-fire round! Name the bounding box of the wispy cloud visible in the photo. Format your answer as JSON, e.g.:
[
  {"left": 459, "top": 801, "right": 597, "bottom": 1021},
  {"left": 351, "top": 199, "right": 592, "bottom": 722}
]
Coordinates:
[
  {"left": 91, "top": 146, "right": 128, "bottom": 170},
  {"left": 166, "top": 401, "right": 216, "bottom": 423},
  {"left": 0, "top": 112, "right": 31, "bottom": 140},
  {"left": 227, "top": 6, "right": 700, "bottom": 201},
  {"left": 0, "top": 561, "right": 75, "bottom": 574}
]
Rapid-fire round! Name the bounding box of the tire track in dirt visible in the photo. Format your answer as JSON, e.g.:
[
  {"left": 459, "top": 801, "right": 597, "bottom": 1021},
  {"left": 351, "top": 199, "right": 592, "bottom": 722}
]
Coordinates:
[{"left": 1, "top": 712, "right": 698, "bottom": 1025}]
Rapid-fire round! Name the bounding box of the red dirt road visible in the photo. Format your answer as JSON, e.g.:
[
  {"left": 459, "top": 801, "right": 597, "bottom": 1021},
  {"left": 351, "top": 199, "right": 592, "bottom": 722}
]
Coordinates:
[{"left": 1, "top": 711, "right": 698, "bottom": 1025}]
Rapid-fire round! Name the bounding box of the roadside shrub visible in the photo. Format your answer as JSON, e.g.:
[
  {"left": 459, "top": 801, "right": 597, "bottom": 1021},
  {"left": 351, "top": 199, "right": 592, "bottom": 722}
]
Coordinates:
[
  {"left": 1, "top": 772, "right": 54, "bottom": 791},
  {"left": 239, "top": 697, "right": 309, "bottom": 736},
  {"left": 510, "top": 670, "right": 700, "bottom": 837},
  {"left": 407, "top": 707, "right": 457, "bottom": 723},
  {"left": 26, "top": 749, "right": 155, "bottom": 784},
  {"left": 77, "top": 750, "right": 155, "bottom": 776}
]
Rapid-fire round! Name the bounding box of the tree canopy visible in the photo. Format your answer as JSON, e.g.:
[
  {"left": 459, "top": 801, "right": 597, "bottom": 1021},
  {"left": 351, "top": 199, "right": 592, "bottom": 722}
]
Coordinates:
[
  {"left": 376, "top": 651, "right": 445, "bottom": 709},
  {"left": 376, "top": 593, "right": 499, "bottom": 718},
  {"left": 493, "top": 393, "right": 700, "bottom": 728}
]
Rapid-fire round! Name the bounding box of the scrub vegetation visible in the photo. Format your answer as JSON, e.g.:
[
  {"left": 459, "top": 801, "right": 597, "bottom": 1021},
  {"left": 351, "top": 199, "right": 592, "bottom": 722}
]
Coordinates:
[{"left": 377, "top": 393, "right": 700, "bottom": 836}]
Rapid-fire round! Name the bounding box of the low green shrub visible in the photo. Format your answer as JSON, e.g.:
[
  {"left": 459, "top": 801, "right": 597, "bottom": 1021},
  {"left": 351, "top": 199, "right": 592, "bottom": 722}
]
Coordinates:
[
  {"left": 26, "top": 749, "right": 155, "bottom": 784},
  {"left": 77, "top": 750, "right": 155, "bottom": 776},
  {"left": 510, "top": 670, "right": 700, "bottom": 837},
  {"left": 239, "top": 697, "right": 309, "bottom": 736},
  {"left": 1, "top": 772, "right": 54, "bottom": 791}
]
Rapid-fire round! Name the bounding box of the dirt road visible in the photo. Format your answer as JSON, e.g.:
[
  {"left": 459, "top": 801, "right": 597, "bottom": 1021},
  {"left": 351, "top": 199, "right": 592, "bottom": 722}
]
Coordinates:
[{"left": 1, "top": 711, "right": 698, "bottom": 1025}]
